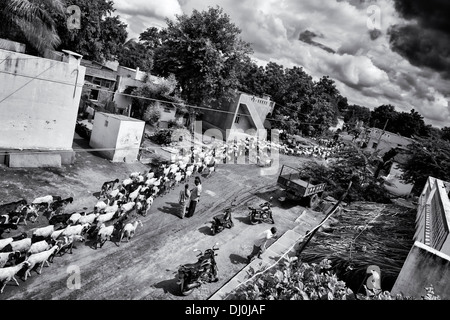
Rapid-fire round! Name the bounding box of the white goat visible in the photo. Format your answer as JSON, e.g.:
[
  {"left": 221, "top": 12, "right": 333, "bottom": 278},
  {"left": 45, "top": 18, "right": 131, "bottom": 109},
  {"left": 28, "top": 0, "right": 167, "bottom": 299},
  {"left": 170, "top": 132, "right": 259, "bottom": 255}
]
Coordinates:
[
  {"left": 68, "top": 212, "right": 85, "bottom": 225},
  {"left": 96, "top": 224, "right": 115, "bottom": 248},
  {"left": 120, "top": 201, "right": 135, "bottom": 215},
  {"left": 78, "top": 213, "right": 99, "bottom": 225},
  {"left": 94, "top": 200, "right": 109, "bottom": 213},
  {"left": 62, "top": 223, "right": 90, "bottom": 237},
  {"left": 50, "top": 227, "right": 68, "bottom": 240},
  {"left": 119, "top": 220, "right": 143, "bottom": 243},
  {"left": 55, "top": 235, "right": 85, "bottom": 255},
  {"left": 5, "top": 238, "right": 32, "bottom": 254},
  {"left": 28, "top": 240, "right": 52, "bottom": 255},
  {"left": 23, "top": 245, "right": 59, "bottom": 280},
  {"left": 95, "top": 211, "right": 116, "bottom": 224},
  {"left": 128, "top": 185, "right": 142, "bottom": 202},
  {"left": 0, "top": 261, "right": 28, "bottom": 293},
  {"left": 0, "top": 238, "right": 14, "bottom": 251},
  {"left": 32, "top": 225, "right": 55, "bottom": 239},
  {"left": 31, "top": 195, "right": 53, "bottom": 208}
]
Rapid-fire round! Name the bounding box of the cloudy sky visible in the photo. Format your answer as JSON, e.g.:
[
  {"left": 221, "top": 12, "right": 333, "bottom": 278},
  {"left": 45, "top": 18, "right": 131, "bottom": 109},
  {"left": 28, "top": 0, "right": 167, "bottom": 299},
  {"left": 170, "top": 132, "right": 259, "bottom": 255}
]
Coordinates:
[{"left": 113, "top": 0, "right": 450, "bottom": 128}]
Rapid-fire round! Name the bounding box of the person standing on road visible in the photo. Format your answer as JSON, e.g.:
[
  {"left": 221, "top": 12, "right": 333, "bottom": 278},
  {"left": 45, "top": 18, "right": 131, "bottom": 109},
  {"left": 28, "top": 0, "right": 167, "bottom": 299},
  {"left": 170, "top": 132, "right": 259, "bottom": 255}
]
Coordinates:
[
  {"left": 186, "top": 177, "right": 202, "bottom": 218},
  {"left": 247, "top": 227, "right": 277, "bottom": 263},
  {"left": 178, "top": 184, "right": 191, "bottom": 219}
]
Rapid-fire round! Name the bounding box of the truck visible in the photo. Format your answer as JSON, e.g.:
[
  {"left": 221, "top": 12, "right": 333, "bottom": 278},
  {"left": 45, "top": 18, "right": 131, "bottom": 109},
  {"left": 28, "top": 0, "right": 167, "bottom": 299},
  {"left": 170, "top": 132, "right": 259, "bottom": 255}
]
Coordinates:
[{"left": 277, "top": 164, "right": 327, "bottom": 209}]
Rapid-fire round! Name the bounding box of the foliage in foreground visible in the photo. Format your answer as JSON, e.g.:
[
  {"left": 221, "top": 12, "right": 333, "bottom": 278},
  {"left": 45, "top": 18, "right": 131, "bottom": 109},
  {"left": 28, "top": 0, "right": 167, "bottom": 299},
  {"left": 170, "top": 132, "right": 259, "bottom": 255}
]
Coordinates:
[{"left": 226, "top": 258, "right": 440, "bottom": 300}]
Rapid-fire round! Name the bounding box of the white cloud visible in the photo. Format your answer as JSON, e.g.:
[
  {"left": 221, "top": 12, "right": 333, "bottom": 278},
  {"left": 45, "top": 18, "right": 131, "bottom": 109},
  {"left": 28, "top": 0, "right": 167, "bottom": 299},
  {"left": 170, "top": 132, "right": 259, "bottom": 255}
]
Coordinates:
[{"left": 113, "top": 0, "right": 450, "bottom": 128}]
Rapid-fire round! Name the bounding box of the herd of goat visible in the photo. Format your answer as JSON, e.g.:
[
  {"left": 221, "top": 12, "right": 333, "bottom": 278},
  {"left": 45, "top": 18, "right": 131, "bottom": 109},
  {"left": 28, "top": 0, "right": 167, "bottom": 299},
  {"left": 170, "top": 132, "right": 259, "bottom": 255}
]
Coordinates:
[
  {"left": 0, "top": 136, "right": 344, "bottom": 295},
  {"left": 0, "top": 147, "right": 219, "bottom": 294}
]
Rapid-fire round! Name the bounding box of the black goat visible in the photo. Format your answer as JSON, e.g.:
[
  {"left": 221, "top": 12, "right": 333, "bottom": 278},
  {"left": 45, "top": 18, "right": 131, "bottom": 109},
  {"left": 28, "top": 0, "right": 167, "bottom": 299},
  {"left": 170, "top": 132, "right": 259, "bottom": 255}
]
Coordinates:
[
  {"left": 50, "top": 197, "right": 73, "bottom": 214},
  {"left": 0, "top": 199, "right": 27, "bottom": 215}
]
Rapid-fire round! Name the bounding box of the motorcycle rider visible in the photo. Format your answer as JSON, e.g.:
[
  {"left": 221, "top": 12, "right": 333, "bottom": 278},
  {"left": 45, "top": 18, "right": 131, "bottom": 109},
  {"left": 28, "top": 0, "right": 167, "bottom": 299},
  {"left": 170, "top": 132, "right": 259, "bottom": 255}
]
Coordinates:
[{"left": 247, "top": 227, "right": 277, "bottom": 263}]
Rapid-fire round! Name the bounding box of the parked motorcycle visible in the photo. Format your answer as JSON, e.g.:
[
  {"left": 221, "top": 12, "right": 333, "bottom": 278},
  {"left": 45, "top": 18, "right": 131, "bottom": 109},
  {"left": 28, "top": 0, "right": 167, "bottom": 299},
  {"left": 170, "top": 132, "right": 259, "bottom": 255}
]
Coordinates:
[
  {"left": 177, "top": 243, "right": 219, "bottom": 296},
  {"left": 210, "top": 200, "right": 236, "bottom": 235},
  {"left": 248, "top": 197, "right": 275, "bottom": 224}
]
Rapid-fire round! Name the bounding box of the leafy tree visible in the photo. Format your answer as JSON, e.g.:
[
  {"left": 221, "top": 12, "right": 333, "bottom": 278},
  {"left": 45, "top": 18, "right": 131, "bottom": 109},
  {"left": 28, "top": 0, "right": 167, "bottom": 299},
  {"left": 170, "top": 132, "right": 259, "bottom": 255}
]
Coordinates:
[
  {"left": 441, "top": 127, "right": 450, "bottom": 142},
  {"left": 117, "top": 39, "right": 153, "bottom": 72},
  {"left": 235, "top": 57, "right": 267, "bottom": 96},
  {"left": 344, "top": 104, "right": 371, "bottom": 125},
  {"left": 369, "top": 104, "right": 397, "bottom": 130},
  {"left": 51, "top": 0, "right": 128, "bottom": 62},
  {"left": 399, "top": 137, "right": 450, "bottom": 194},
  {"left": 0, "top": 0, "right": 65, "bottom": 56},
  {"left": 139, "top": 26, "right": 163, "bottom": 49},
  {"left": 131, "top": 74, "right": 183, "bottom": 121},
  {"left": 152, "top": 6, "right": 253, "bottom": 106}
]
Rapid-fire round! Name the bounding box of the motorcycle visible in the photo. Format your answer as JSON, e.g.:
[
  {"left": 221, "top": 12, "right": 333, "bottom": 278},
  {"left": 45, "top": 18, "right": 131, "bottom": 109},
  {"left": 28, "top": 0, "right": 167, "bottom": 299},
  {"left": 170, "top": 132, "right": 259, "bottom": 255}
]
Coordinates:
[
  {"left": 248, "top": 197, "right": 275, "bottom": 224},
  {"left": 177, "top": 243, "right": 219, "bottom": 296},
  {"left": 210, "top": 200, "right": 236, "bottom": 235}
]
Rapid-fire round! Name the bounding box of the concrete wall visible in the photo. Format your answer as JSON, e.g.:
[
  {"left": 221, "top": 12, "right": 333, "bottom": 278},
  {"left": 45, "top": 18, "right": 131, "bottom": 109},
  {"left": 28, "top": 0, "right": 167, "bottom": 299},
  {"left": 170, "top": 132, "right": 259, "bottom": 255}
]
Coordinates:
[
  {"left": 113, "top": 119, "right": 145, "bottom": 162},
  {"left": 89, "top": 113, "right": 121, "bottom": 160},
  {"left": 392, "top": 241, "right": 450, "bottom": 299},
  {"left": 89, "top": 113, "right": 144, "bottom": 162},
  {"left": 0, "top": 49, "right": 86, "bottom": 150}
]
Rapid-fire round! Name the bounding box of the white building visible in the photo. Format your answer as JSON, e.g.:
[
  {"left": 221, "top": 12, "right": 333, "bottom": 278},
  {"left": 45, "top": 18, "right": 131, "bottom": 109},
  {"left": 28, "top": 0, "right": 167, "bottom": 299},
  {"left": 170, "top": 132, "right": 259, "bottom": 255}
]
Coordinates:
[
  {"left": 89, "top": 112, "right": 146, "bottom": 163},
  {"left": 0, "top": 47, "right": 86, "bottom": 167}
]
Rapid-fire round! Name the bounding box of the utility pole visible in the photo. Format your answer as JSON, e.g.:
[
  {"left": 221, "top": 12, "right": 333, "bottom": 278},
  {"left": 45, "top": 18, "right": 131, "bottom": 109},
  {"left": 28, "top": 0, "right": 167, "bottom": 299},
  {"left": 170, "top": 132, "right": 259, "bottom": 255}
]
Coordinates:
[{"left": 373, "top": 119, "right": 388, "bottom": 154}]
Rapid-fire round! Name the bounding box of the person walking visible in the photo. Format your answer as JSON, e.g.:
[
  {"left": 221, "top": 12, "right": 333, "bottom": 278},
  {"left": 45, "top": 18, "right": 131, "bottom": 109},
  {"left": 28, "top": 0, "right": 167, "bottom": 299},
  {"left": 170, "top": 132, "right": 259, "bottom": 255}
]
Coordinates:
[
  {"left": 247, "top": 227, "right": 277, "bottom": 263},
  {"left": 178, "top": 184, "right": 191, "bottom": 219},
  {"left": 186, "top": 177, "right": 202, "bottom": 218}
]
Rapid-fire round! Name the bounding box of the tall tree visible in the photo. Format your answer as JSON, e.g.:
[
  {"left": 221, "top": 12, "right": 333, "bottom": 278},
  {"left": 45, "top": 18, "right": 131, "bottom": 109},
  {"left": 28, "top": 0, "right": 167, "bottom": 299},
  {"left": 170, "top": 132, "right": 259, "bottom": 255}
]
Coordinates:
[
  {"left": 0, "top": 0, "right": 65, "bottom": 56},
  {"left": 152, "top": 6, "right": 253, "bottom": 106},
  {"left": 51, "top": 0, "right": 128, "bottom": 62},
  {"left": 399, "top": 137, "right": 450, "bottom": 194},
  {"left": 139, "top": 27, "right": 163, "bottom": 50},
  {"left": 117, "top": 39, "right": 153, "bottom": 72}
]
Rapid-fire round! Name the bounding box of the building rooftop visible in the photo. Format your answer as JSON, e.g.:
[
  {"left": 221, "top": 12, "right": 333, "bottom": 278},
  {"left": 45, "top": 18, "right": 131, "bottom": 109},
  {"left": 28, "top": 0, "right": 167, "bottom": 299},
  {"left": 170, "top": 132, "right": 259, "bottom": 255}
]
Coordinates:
[{"left": 97, "top": 112, "right": 144, "bottom": 122}]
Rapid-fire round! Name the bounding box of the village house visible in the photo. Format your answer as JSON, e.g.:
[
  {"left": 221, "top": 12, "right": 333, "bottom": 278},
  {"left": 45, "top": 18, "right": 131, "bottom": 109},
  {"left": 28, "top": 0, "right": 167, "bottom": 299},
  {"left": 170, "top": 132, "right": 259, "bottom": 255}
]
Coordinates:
[
  {"left": 392, "top": 176, "right": 450, "bottom": 299},
  {"left": 0, "top": 39, "right": 86, "bottom": 167},
  {"left": 80, "top": 59, "right": 118, "bottom": 114},
  {"left": 362, "top": 127, "right": 414, "bottom": 156},
  {"left": 201, "top": 91, "right": 275, "bottom": 142}
]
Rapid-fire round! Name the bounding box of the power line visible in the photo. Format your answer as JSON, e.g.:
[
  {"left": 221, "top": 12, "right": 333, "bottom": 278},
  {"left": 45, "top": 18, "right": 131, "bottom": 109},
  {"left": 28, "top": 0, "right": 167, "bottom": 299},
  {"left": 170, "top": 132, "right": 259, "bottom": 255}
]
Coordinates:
[
  {"left": 0, "top": 63, "right": 58, "bottom": 105},
  {"left": 0, "top": 70, "right": 84, "bottom": 88}
]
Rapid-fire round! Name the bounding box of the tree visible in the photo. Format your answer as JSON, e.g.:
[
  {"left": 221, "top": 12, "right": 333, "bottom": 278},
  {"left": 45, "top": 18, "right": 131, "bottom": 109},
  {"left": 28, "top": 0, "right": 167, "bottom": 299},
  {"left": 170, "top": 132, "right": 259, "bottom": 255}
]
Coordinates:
[
  {"left": 131, "top": 74, "right": 183, "bottom": 122},
  {"left": 441, "top": 127, "right": 450, "bottom": 142},
  {"left": 152, "top": 6, "right": 253, "bottom": 107},
  {"left": 369, "top": 104, "right": 397, "bottom": 130},
  {"left": 51, "top": 0, "right": 128, "bottom": 62},
  {"left": 344, "top": 104, "right": 371, "bottom": 125},
  {"left": 139, "top": 27, "right": 163, "bottom": 49},
  {"left": 0, "top": 0, "right": 65, "bottom": 56},
  {"left": 399, "top": 137, "right": 450, "bottom": 194},
  {"left": 117, "top": 39, "right": 154, "bottom": 72}
]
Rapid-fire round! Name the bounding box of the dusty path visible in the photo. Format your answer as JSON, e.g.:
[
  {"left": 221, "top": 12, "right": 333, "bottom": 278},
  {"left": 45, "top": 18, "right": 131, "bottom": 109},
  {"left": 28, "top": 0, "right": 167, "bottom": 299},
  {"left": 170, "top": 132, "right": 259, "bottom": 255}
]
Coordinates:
[{"left": 0, "top": 135, "right": 320, "bottom": 300}]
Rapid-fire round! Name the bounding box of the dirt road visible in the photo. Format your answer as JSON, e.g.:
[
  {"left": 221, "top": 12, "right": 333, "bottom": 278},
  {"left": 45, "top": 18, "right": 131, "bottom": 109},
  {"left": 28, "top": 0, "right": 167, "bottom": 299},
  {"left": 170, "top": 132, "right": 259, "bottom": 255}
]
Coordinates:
[{"left": 0, "top": 135, "right": 320, "bottom": 300}]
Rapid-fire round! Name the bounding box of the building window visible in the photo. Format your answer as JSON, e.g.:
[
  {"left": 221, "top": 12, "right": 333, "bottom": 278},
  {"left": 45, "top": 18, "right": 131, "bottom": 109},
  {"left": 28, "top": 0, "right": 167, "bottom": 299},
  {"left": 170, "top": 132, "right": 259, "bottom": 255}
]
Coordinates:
[
  {"left": 163, "top": 106, "right": 172, "bottom": 113},
  {"left": 235, "top": 114, "right": 240, "bottom": 124},
  {"left": 93, "top": 78, "right": 101, "bottom": 85},
  {"left": 372, "top": 142, "right": 378, "bottom": 149},
  {"left": 105, "top": 120, "right": 109, "bottom": 127},
  {"left": 89, "top": 89, "right": 99, "bottom": 100}
]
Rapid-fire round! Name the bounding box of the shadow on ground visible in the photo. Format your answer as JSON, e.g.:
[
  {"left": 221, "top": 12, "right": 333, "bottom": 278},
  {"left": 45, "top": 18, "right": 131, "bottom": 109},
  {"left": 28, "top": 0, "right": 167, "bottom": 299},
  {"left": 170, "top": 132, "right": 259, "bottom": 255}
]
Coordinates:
[
  {"left": 153, "top": 277, "right": 182, "bottom": 296},
  {"left": 229, "top": 253, "right": 248, "bottom": 265},
  {"left": 198, "top": 225, "right": 212, "bottom": 236},
  {"left": 158, "top": 202, "right": 181, "bottom": 218}
]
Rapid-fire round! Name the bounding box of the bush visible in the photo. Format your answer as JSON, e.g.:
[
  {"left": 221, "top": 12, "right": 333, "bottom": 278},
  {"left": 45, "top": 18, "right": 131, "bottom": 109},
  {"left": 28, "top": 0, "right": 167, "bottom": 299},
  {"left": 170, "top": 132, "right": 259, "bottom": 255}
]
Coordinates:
[
  {"left": 144, "top": 106, "right": 161, "bottom": 126},
  {"left": 226, "top": 258, "right": 440, "bottom": 300},
  {"left": 150, "top": 129, "right": 173, "bottom": 145}
]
